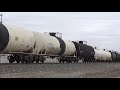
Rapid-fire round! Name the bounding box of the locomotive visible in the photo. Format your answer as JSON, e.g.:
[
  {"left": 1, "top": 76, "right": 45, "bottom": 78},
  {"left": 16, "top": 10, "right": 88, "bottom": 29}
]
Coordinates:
[{"left": 0, "top": 23, "right": 120, "bottom": 63}]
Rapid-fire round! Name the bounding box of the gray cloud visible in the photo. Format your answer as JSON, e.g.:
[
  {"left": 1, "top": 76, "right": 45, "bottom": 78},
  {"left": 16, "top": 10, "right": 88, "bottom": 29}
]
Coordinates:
[{"left": 1, "top": 12, "right": 120, "bottom": 52}]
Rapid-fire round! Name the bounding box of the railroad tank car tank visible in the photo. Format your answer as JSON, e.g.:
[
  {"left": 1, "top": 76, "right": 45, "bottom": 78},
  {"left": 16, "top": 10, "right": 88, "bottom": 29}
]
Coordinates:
[
  {"left": 116, "top": 52, "right": 120, "bottom": 62},
  {"left": 48, "top": 33, "right": 76, "bottom": 56},
  {"left": 82, "top": 44, "right": 95, "bottom": 59},
  {"left": 57, "top": 40, "right": 77, "bottom": 63},
  {"left": 94, "top": 49, "right": 112, "bottom": 61},
  {"left": 72, "top": 41, "right": 95, "bottom": 61},
  {"left": 61, "top": 40, "right": 76, "bottom": 56},
  {"left": 0, "top": 23, "right": 35, "bottom": 53},
  {"left": 32, "top": 32, "right": 61, "bottom": 55},
  {"left": 84, "top": 45, "right": 95, "bottom": 62}
]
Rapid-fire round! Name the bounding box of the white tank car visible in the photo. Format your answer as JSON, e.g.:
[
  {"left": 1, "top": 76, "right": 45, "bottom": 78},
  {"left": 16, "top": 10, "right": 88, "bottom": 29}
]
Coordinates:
[
  {"left": 1, "top": 24, "right": 35, "bottom": 53},
  {"left": 62, "top": 40, "right": 76, "bottom": 56},
  {"left": 32, "top": 32, "right": 61, "bottom": 55},
  {"left": 94, "top": 49, "right": 112, "bottom": 61}
]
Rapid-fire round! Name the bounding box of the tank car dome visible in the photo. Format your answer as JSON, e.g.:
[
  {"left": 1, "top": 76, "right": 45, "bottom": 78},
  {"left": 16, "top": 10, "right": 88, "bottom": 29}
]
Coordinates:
[{"left": 0, "top": 23, "right": 9, "bottom": 52}]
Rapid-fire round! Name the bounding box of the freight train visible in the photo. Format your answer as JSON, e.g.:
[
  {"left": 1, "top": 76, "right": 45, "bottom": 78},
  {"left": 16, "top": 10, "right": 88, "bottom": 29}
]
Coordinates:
[{"left": 0, "top": 23, "right": 120, "bottom": 63}]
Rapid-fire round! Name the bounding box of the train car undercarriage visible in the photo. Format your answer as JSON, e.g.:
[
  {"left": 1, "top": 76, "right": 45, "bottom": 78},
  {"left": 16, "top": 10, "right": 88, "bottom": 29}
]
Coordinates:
[
  {"left": 5, "top": 54, "right": 120, "bottom": 63},
  {"left": 6, "top": 52, "right": 80, "bottom": 64},
  {"left": 7, "top": 54, "right": 46, "bottom": 63},
  {"left": 58, "top": 56, "right": 79, "bottom": 63}
]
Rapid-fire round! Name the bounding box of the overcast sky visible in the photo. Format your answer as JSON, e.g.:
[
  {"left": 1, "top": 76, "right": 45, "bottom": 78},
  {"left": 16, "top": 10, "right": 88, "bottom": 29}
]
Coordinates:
[{"left": 1, "top": 12, "right": 120, "bottom": 52}]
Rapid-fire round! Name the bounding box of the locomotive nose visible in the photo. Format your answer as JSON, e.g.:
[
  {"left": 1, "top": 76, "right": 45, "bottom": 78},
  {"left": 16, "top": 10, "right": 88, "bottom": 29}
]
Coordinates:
[{"left": 0, "top": 23, "right": 9, "bottom": 52}]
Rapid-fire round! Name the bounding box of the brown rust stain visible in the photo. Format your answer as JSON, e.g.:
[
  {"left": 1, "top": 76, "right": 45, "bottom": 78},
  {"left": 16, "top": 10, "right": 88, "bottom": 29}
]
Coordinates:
[
  {"left": 26, "top": 48, "right": 33, "bottom": 53},
  {"left": 27, "top": 45, "right": 29, "bottom": 48},
  {"left": 15, "top": 37, "right": 18, "bottom": 41}
]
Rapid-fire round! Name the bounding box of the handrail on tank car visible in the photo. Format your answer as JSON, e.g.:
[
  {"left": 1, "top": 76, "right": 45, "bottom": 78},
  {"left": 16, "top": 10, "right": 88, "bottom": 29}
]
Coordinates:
[{"left": 44, "top": 32, "right": 62, "bottom": 39}]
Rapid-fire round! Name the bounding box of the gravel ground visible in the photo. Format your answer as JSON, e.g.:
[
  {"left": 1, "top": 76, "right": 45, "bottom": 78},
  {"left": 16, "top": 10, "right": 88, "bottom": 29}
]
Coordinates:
[{"left": 1, "top": 61, "right": 120, "bottom": 78}]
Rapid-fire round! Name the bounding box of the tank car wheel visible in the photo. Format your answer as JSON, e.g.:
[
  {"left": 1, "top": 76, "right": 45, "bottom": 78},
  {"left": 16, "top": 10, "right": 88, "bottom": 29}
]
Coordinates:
[
  {"left": 91, "top": 59, "right": 93, "bottom": 63},
  {"left": 76, "top": 59, "right": 79, "bottom": 63},
  {"left": 66, "top": 60, "right": 68, "bottom": 63},
  {"left": 82, "top": 60, "right": 84, "bottom": 62},
  {"left": 71, "top": 60, "right": 74, "bottom": 63},
  {"left": 91, "top": 59, "right": 94, "bottom": 63},
  {"left": 92, "top": 59, "right": 93, "bottom": 62},
  {"left": 21, "top": 60, "right": 24, "bottom": 63},
  {"left": 9, "top": 60, "right": 14, "bottom": 63},
  {"left": 36, "top": 60, "right": 39, "bottom": 63},
  {"left": 83, "top": 60, "right": 85, "bottom": 63},
  {"left": 9, "top": 59, "right": 15, "bottom": 63},
  {"left": 16, "top": 60, "right": 20, "bottom": 63},
  {"left": 86, "top": 60, "right": 88, "bottom": 63},
  {"left": 87, "top": 60, "right": 89, "bottom": 63},
  {"left": 24, "top": 60, "right": 29, "bottom": 64},
  {"left": 74, "top": 60, "right": 76, "bottom": 63},
  {"left": 59, "top": 61, "right": 62, "bottom": 63},
  {"left": 92, "top": 60, "right": 94, "bottom": 63},
  {"left": 93, "top": 59, "right": 95, "bottom": 63},
  {"left": 62, "top": 61, "right": 64, "bottom": 63},
  {"left": 8, "top": 55, "right": 15, "bottom": 63},
  {"left": 25, "top": 61, "right": 28, "bottom": 64},
  {"left": 59, "top": 60, "right": 61, "bottom": 63},
  {"left": 68, "top": 61, "right": 71, "bottom": 63},
  {"left": 39, "top": 56, "right": 46, "bottom": 63},
  {"left": 85, "top": 59, "right": 88, "bottom": 63},
  {"left": 41, "top": 60, "right": 45, "bottom": 63},
  {"left": 88, "top": 59, "right": 90, "bottom": 63},
  {"left": 89, "top": 59, "right": 91, "bottom": 63},
  {"left": 31, "top": 60, "right": 34, "bottom": 63},
  {"left": 40, "top": 59, "right": 45, "bottom": 63},
  {"left": 83, "top": 59, "right": 85, "bottom": 63},
  {"left": 86, "top": 59, "right": 88, "bottom": 63},
  {"left": 74, "top": 58, "right": 77, "bottom": 63}
]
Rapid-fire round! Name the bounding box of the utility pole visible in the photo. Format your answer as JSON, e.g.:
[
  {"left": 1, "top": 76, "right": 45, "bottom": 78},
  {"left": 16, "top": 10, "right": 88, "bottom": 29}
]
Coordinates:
[{"left": 0, "top": 14, "right": 3, "bottom": 24}]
